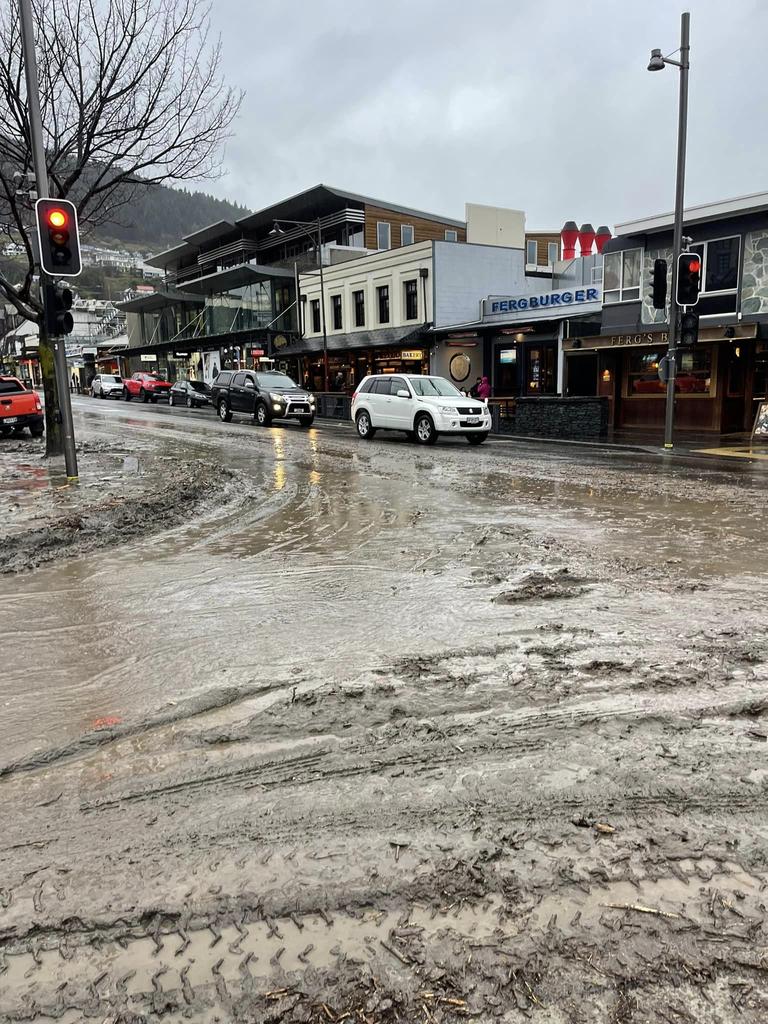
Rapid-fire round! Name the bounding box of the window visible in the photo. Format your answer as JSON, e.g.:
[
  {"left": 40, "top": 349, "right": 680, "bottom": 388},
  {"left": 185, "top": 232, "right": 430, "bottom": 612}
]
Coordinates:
[
  {"left": 548, "top": 241, "right": 559, "bottom": 265},
  {"left": 526, "top": 240, "right": 538, "bottom": 265},
  {"left": 377, "top": 285, "right": 390, "bottom": 324},
  {"left": 232, "top": 371, "right": 247, "bottom": 387},
  {"left": 404, "top": 279, "right": 418, "bottom": 320},
  {"left": 626, "top": 348, "right": 713, "bottom": 397},
  {"left": 401, "top": 224, "right": 414, "bottom": 246},
  {"left": 332, "top": 294, "right": 343, "bottom": 330},
  {"left": 310, "top": 299, "right": 320, "bottom": 333},
  {"left": 690, "top": 236, "right": 740, "bottom": 315},
  {"left": 353, "top": 289, "right": 365, "bottom": 327},
  {"left": 372, "top": 377, "right": 393, "bottom": 394},
  {"left": 376, "top": 222, "right": 391, "bottom": 250},
  {"left": 603, "top": 248, "right": 642, "bottom": 303},
  {"left": 389, "top": 376, "right": 408, "bottom": 396},
  {"left": 359, "top": 377, "right": 375, "bottom": 393},
  {"left": 445, "top": 229, "right": 458, "bottom": 242}
]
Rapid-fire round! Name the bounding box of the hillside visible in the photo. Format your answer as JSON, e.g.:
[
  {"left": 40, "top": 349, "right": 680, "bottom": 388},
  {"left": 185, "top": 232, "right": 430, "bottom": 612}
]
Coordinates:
[{"left": 91, "top": 184, "right": 250, "bottom": 250}]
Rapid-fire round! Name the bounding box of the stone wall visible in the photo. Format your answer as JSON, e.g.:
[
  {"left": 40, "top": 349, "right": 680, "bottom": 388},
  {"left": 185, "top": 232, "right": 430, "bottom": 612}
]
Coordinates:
[
  {"left": 741, "top": 230, "right": 768, "bottom": 314},
  {"left": 494, "top": 397, "right": 609, "bottom": 439}
]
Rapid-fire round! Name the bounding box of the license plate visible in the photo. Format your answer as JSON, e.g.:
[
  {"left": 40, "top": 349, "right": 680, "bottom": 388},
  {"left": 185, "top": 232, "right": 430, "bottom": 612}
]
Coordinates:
[
  {"left": 467, "top": 416, "right": 480, "bottom": 425},
  {"left": 4, "top": 417, "right": 18, "bottom": 424},
  {"left": 292, "top": 405, "right": 308, "bottom": 413}
]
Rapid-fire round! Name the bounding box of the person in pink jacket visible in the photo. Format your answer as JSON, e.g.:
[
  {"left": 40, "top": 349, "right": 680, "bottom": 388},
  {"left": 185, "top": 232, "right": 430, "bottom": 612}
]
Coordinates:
[{"left": 477, "top": 376, "right": 491, "bottom": 401}]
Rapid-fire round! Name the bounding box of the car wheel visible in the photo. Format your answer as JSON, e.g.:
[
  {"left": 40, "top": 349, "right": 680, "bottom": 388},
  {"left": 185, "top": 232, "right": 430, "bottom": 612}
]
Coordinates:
[
  {"left": 466, "top": 433, "right": 489, "bottom": 445},
  {"left": 186, "top": 396, "right": 194, "bottom": 408},
  {"left": 355, "top": 410, "right": 376, "bottom": 440},
  {"left": 123, "top": 388, "right": 131, "bottom": 401},
  {"left": 169, "top": 393, "right": 175, "bottom": 406},
  {"left": 140, "top": 388, "right": 148, "bottom": 403},
  {"left": 218, "top": 400, "right": 232, "bottom": 423},
  {"left": 100, "top": 390, "right": 106, "bottom": 399},
  {"left": 298, "top": 415, "right": 315, "bottom": 427},
  {"left": 414, "top": 412, "right": 437, "bottom": 445},
  {"left": 255, "top": 402, "right": 271, "bottom": 427}
]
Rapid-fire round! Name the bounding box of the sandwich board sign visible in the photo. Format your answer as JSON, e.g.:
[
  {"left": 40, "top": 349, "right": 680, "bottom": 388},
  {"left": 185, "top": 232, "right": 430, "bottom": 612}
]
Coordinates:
[{"left": 750, "top": 401, "right": 768, "bottom": 445}]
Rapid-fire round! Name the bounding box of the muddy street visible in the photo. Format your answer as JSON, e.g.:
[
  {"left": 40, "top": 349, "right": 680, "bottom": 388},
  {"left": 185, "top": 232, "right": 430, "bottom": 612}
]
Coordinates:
[{"left": 3, "top": 399, "right": 768, "bottom": 1023}]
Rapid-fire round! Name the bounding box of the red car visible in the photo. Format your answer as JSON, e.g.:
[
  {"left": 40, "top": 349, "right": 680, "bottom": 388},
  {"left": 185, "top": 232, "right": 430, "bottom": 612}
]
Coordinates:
[
  {"left": 0, "top": 375, "right": 44, "bottom": 437},
  {"left": 122, "top": 371, "right": 173, "bottom": 403}
]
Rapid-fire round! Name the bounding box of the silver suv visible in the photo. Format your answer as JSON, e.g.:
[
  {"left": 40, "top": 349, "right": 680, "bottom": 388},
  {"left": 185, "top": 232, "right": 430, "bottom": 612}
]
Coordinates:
[{"left": 91, "top": 373, "right": 124, "bottom": 399}]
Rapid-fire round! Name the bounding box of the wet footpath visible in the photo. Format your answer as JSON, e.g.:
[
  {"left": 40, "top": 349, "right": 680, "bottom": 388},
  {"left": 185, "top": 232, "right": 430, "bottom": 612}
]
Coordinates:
[{"left": 2, "top": 399, "right": 768, "bottom": 1022}]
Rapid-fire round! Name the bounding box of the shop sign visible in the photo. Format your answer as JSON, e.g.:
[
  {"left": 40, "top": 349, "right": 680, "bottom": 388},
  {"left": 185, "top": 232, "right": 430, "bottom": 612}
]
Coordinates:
[
  {"left": 273, "top": 334, "right": 288, "bottom": 349},
  {"left": 499, "top": 349, "right": 517, "bottom": 364},
  {"left": 173, "top": 350, "right": 190, "bottom": 358},
  {"left": 566, "top": 332, "right": 669, "bottom": 351},
  {"left": 140, "top": 353, "right": 158, "bottom": 362},
  {"left": 400, "top": 349, "right": 425, "bottom": 360},
  {"left": 483, "top": 287, "right": 601, "bottom": 319},
  {"left": 251, "top": 348, "right": 264, "bottom": 357}
]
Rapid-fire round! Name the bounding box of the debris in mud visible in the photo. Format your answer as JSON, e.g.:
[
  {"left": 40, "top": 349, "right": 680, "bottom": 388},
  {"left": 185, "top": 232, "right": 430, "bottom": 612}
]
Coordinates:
[
  {"left": 0, "top": 447, "right": 243, "bottom": 574},
  {"left": 493, "top": 567, "right": 590, "bottom": 603}
]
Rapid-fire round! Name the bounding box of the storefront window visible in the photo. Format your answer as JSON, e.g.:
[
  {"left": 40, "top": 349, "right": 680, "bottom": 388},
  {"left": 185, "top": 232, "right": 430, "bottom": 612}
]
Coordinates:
[
  {"left": 626, "top": 347, "right": 713, "bottom": 396},
  {"left": 494, "top": 346, "right": 517, "bottom": 395},
  {"left": 691, "top": 236, "right": 740, "bottom": 315},
  {"left": 206, "top": 282, "right": 272, "bottom": 335},
  {"left": 525, "top": 345, "right": 556, "bottom": 394}
]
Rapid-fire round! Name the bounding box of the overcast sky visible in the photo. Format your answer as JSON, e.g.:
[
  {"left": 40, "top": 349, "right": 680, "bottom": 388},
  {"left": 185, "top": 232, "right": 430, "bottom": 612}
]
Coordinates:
[{"left": 207, "top": 0, "right": 766, "bottom": 231}]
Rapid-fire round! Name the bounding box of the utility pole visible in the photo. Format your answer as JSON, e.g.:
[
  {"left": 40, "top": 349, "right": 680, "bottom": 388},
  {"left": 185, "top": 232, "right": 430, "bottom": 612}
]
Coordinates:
[
  {"left": 648, "top": 12, "right": 690, "bottom": 450},
  {"left": 19, "top": 0, "right": 78, "bottom": 478},
  {"left": 317, "top": 217, "right": 329, "bottom": 391}
]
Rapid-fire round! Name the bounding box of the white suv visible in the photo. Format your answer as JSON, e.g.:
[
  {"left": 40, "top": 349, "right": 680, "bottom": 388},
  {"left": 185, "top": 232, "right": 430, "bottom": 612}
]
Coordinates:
[
  {"left": 91, "top": 373, "right": 124, "bottom": 399},
  {"left": 351, "top": 374, "right": 491, "bottom": 445}
]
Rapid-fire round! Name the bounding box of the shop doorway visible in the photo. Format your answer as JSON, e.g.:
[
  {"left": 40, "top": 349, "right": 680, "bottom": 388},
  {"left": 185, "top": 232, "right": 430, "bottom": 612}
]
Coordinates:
[
  {"left": 567, "top": 353, "right": 598, "bottom": 396},
  {"left": 523, "top": 343, "right": 556, "bottom": 395}
]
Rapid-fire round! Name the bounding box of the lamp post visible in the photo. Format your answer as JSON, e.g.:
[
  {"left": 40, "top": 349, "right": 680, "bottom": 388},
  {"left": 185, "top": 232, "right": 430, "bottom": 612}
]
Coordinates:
[
  {"left": 647, "top": 11, "right": 690, "bottom": 450},
  {"left": 270, "top": 217, "right": 328, "bottom": 391}
]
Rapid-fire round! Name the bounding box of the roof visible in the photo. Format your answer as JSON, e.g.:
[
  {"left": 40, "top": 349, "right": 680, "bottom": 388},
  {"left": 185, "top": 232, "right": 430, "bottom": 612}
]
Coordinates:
[
  {"left": 615, "top": 190, "right": 768, "bottom": 236},
  {"left": 176, "top": 262, "right": 294, "bottom": 295},
  {"left": 293, "top": 324, "right": 425, "bottom": 354},
  {"left": 235, "top": 183, "right": 465, "bottom": 232},
  {"left": 117, "top": 289, "right": 202, "bottom": 313},
  {"left": 144, "top": 241, "right": 198, "bottom": 269},
  {"left": 182, "top": 220, "right": 238, "bottom": 246}
]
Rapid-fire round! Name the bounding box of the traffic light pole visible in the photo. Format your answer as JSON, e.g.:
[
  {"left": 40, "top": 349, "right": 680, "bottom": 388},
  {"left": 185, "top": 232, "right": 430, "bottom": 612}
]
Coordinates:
[
  {"left": 19, "top": 0, "right": 78, "bottom": 479},
  {"left": 663, "top": 11, "right": 690, "bottom": 450}
]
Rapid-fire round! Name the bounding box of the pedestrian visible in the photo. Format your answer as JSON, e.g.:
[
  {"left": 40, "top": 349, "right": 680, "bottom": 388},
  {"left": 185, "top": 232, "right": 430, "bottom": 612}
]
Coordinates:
[
  {"left": 470, "top": 377, "right": 481, "bottom": 398},
  {"left": 333, "top": 371, "right": 344, "bottom": 391},
  {"left": 71, "top": 372, "right": 77, "bottom": 393},
  {"left": 478, "top": 376, "right": 491, "bottom": 401}
]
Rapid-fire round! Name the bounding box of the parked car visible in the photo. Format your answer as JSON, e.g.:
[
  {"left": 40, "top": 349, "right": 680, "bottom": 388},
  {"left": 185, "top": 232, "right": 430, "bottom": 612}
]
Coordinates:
[
  {"left": 0, "top": 375, "right": 44, "bottom": 437},
  {"left": 211, "top": 370, "right": 316, "bottom": 427},
  {"left": 168, "top": 379, "right": 211, "bottom": 408},
  {"left": 122, "top": 371, "right": 172, "bottom": 403},
  {"left": 91, "top": 373, "right": 124, "bottom": 399},
  {"left": 351, "top": 374, "right": 492, "bottom": 445}
]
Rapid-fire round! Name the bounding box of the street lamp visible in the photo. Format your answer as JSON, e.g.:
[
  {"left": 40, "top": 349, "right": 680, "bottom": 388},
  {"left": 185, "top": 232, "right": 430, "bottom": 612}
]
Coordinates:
[
  {"left": 269, "top": 217, "right": 329, "bottom": 391},
  {"left": 647, "top": 11, "right": 690, "bottom": 450}
]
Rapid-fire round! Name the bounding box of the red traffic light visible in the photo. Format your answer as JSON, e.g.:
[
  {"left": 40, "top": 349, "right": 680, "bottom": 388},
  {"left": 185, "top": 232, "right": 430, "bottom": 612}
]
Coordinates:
[
  {"left": 688, "top": 257, "right": 701, "bottom": 274},
  {"left": 47, "top": 208, "right": 68, "bottom": 229}
]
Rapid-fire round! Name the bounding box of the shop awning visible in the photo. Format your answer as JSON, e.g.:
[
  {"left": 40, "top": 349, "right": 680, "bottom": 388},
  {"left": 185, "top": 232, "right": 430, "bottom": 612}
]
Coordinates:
[
  {"left": 175, "top": 262, "right": 295, "bottom": 295},
  {"left": 118, "top": 289, "right": 202, "bottom": 313},
  {"left": 293, "top": 324, "right": 427, "bottom": 354}
]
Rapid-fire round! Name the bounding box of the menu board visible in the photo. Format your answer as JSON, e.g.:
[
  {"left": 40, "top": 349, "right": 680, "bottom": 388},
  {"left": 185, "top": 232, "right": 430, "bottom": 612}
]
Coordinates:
[{"left": 752, "top": 401, "right": 768, "bottom": 441}]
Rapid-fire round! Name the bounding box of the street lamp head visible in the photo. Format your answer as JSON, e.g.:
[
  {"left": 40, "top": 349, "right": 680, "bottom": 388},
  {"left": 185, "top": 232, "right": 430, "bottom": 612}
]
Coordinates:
[
  {"left": 269, "top": 221, "right": 285, "bottom": 236},
  {"left": 647, "top": 48, "right": 666, "bottom": 71}
]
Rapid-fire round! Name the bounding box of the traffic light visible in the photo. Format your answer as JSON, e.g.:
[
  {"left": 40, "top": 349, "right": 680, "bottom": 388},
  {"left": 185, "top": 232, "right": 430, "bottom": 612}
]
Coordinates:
[
  {"left": 44, "top": 281, "right": 74, "bottom": 336},
  {"left": 35, "top": 198, "right": 81, "bottom": 276},
  {"left": 676, "top": 252, "right": 701, "bottom": 307},
  {"left": 680, "top": 311, "right": 699, "bottom": 347},
  {"left": 650, "top": 258, "right": 667, "bottom": 309}
]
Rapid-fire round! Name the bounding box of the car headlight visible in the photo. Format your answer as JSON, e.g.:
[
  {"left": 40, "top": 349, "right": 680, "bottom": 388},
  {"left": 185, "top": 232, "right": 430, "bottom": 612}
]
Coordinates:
[
  {"left": 441, "top": 406, "right": 459, "bottom": 416},
  {"left": 269, "top": 392, "right": 284, "bottom": 402},
  {"left": 308, "top": 394, "right": 315, "bottom": 404}
]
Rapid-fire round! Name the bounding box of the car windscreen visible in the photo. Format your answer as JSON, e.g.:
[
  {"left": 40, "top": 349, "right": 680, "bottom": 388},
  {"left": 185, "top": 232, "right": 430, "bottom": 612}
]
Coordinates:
[
  {"left": 408, "top": 377, "right": 462, "bottom": 398},
  {"left": 0, "top": 380, "right": 25, "bottom": 394},
  {"left": 102, "top": 375, "right": 121, "bottom": 383},
  {"left": 255, "top": 373, "right": 296, "bottom": 389},
  {"left": 188, "top": 381, "right": 208, "bottom": 392}
]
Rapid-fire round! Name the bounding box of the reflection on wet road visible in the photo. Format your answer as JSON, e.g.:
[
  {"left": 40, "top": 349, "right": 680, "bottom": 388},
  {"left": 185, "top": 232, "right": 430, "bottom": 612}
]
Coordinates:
[{"left": 2, "top": 397, "right": 768, "bottom": 768}]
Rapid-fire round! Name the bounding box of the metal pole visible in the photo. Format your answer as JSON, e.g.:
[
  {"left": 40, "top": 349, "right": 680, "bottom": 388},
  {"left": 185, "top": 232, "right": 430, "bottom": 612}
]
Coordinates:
[
  {"left": 19, "top": 0, "right": 78, "bottom": 478},
  {"left": 663, "top": 10, "right": 690, "bottom": 450},
  {"left": 317, "top": 217, "right": 329, "bottom": 391}
]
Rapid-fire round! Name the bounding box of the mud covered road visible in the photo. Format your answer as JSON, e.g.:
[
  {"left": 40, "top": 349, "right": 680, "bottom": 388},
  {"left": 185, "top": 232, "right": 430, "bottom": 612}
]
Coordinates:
[{"left": 2, "top": 399, "right": 768, "bottom": 1022}]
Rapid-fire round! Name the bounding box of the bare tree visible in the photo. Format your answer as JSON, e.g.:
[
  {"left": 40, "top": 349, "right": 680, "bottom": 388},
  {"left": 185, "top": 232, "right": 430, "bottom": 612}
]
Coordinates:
[{"left": 0, "top": 0, "right": 242, "bottom": 454}]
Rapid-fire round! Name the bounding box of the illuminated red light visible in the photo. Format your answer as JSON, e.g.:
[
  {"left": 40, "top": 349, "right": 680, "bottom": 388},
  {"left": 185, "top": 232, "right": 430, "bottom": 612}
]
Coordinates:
[
  {"left": 689, "top": 258, "right": 701, "bottom": 273},
  {"left": 47, "top": 209, "right": 68, "bottom": 229}
]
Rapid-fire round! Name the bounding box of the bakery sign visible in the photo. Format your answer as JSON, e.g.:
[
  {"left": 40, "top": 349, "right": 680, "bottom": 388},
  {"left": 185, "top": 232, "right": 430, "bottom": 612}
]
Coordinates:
[{"left": 483, "top": 286, "right": 601, "bottom": 321}]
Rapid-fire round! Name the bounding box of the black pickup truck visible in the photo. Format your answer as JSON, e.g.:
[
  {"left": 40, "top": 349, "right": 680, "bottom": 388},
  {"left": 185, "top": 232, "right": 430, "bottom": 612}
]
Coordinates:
[{"left": 211, "top": 369, "right": 316, "bottom": 427}]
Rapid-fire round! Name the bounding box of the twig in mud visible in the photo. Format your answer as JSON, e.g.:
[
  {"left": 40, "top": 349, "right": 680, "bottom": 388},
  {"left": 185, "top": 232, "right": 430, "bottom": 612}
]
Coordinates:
[
  {"left": 380, "top": 939, "right": 412, "bottom": 965},
  {"left": 604, "top": 902, "right": 679, "bottom": 919}
]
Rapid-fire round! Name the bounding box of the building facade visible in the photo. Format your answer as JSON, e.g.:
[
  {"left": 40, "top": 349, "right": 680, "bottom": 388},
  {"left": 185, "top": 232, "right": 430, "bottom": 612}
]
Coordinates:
[{"left": 564, "top": 192, "right": 768, "bottom": 435}]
